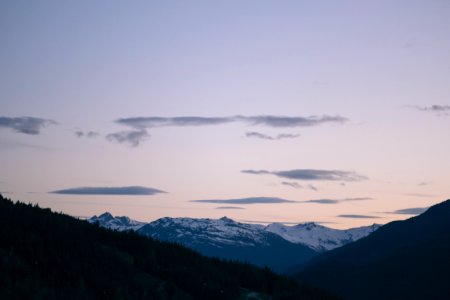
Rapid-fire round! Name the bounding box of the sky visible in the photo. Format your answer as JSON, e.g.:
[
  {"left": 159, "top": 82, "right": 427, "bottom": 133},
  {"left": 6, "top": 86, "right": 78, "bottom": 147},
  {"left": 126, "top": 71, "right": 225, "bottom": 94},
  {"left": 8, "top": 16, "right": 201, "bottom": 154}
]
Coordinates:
[{"left": 1, "top": 0, "right": 449, "bottom": 229}]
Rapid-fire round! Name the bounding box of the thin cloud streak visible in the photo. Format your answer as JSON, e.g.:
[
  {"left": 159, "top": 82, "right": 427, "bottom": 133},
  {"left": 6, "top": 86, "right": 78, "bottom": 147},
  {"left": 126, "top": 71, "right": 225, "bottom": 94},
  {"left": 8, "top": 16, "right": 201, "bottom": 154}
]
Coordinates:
[
  {"left": 245, "top": 132, "right": 300, "bottom": 140},
  {"left": 116, "top": 116, "right": 233, "bottom": 129},
  {"left": 115, "top": 115, "right": 348, "bottom": 130},
  {"left": 243, "top": 169, "right": 368, "bottom": 182},
  {"left": 51, "top": 186, "right": 167, "bottom": 195},
  {"left": 338, "top": 214, "right": 380, "bottom": 219},
  {"left": 391, "top": 207, "right": 428, "bottom": 215},
  {"left": 281, "top": 182, "right": 318, "bottom": 191},
  {"left": 281, "top": 181, "right": 303, "bottom": 189},
  {"left": 303, "top": 197, "right": 372, "bottom": 204},
  {"left": 0, "top": 116, "right": 56, "bottom": 135},
  {"left": 191, "top": 197, "right": 297, "bottom": 204},
  {"left": 215, "top": 206, "right": 246, "bottom": 210},
  {"left": 412, "top": 105, "right": 450, "bottom": 113},
  {"left": 236, "top": 115, "right": 347, "bottom": 127},
  {"left": 238, "top": 219, "right": 336, "bottom": 225}
]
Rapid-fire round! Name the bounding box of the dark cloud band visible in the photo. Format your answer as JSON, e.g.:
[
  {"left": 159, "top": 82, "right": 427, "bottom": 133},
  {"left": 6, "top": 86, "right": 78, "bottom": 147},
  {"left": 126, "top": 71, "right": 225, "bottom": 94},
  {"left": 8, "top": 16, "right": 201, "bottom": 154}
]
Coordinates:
[
  {"left": 236, "top": 115, "right": 347, "bottom": 127},
  {"left": 191, "top": 197, "right": 297, "bottom": 204},
  {"left": 303, "top": 197, "right": 372, "bottom": 204},
  {"left": 115, "top": 115, "right": 347, "bottom": 130},
  {"left": 116, "top": 116, "right": 234, "bottom": 129},
  {"left": 243, "top": 169, "right": 368, "bottom": 182},
  {"left": 337, "top": 214, "right": 380, "bottom": 219},
  {"left": 390, "top": 207, "right": 428, "bottom": 215},
  {"left": 0, "top": 116, "right": 56, "bottom": 135},
  {"left": 51, "top": 186, "right": 166, "bottom": 195}
]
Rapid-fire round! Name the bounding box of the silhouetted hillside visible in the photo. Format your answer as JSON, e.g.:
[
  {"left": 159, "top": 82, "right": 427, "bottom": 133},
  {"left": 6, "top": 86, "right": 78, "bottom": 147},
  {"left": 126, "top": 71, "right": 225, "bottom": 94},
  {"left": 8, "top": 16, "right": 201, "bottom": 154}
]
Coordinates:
[
  {"left": 0, "top": 194, "right": 339, "bottom": 300},
  {"left": 295, "top": 199, "right": 450, "bottom": 300}
]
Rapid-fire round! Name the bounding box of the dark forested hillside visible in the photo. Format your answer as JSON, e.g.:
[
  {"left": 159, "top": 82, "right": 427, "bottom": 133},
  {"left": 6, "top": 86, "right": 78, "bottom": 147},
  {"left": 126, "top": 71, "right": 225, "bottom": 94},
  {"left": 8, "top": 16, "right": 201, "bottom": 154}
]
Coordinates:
[
  {"left": 295, "top": 199, "right": 450, "bottom": 300},
  {"left": 0, "top": 194, "right": 339, "bottom": 300}
]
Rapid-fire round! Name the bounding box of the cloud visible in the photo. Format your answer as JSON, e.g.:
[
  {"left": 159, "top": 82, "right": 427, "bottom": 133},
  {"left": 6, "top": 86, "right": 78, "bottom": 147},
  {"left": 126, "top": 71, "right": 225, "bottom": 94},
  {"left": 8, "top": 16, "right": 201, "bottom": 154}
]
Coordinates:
[
  {"left": 281, "top": 181, "right": 303, "bottom": 189},
  {"left": 215, "top": 206, "right": 246, "bottom": 210},
  {"left": 412, "top": 105, "right": 450, "bottom": 113},
  {"left": 191, "top": 197, "right": 297, "bottom": 204},
  {"left": 238, "top": 219, "right": 336, "bottom": 225},
  {"left": 409, "top": 105, "right": 450, "bottom": 116},
  {"left": 75, "top": 131, "right": 100, "bottom": 138},
  {"left": 115, "top": 115, "right": 348, "bottom": 130},
  {"left": 242, "top": 169, "right": 368, "bottom": 182},
  {"left": 390, "top": 207, "right": 428, "bottom": 215},
  {"left": 277, "top": 133, "right": 300, "bottom": 139},
  {"left": 337, "top": 214, "right": 380, "bottom": 219},
  {"left": 303, "top": 197, "right": 372, "bottom": 204},
  {"left": 116, "top": 116, "right": 234, "bottom": 129},
  {"left": 109, "top": 114, "right": 347, "bottom": 147},
  {"left": 106, "top": 130, "right": 149, "bottom": 147},
  {"left": 50, "top": 186, "right": 167, "bottom": 195},
  {"left": 241, "top": 170, "right": 271, "bottom": 175},
  {"left": 281, "top": 182, "right": 318, "bottom": 191},
  {"left": 236, "top": 115, "right": 347, "bottom": 127},
  {"left": 110, "top": 115, "right": 346, "bottom": 146},
  {"left": 305, "top": 199, "right": 339, "bottom": 204},
  {"left": 0, "top": 116, "right": 56, "bottom": 135},
  {"left": 308, "top": 184, "right": 318, "bottom": 191},
  {"left": 245, "top": 132, "right": 300, "bottom": 140}
]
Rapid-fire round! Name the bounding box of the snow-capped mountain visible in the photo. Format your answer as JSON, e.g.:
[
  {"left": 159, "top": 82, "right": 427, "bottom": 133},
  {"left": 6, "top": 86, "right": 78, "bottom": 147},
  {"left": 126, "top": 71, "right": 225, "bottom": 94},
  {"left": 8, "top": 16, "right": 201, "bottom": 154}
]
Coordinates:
[
  {"left": 137, "top": 216, "right": 317, "bottom": 273},
  {"left": 89, "top": 214, "right": 317, "bottom": 272},
  {"left": 138, "top": 216, "right": 267, "bottom": 247},
  {"left": 89, "top": 213, "right": 380, "bottom": 252},
  {"left": 265, "top": 222, "right": 381, "bottom": 251},
  {"left": 89, "top": 212, "right": 146, "bottom": 231},
  {"left": 88, "top": 213, "right": 381, "bottom": 272}
]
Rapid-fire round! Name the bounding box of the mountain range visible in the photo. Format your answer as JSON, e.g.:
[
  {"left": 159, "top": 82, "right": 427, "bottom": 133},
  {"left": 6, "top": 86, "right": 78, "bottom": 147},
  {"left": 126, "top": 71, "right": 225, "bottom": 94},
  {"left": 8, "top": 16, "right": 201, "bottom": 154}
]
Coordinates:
[
  {"left": 89, "top": 213, "right": 380, "bottom": 272},
  {"left": 0, "top": 194, "right": 340, "bottom": 299},
  {"left": 4, "top": 191, "right": 450, "bottom": 299}
]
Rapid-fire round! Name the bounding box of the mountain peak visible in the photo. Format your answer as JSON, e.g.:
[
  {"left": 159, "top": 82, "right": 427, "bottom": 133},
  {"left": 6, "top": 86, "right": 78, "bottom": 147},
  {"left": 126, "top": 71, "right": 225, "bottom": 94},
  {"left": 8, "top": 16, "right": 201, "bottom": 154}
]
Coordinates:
[
  {"left": 97, "top": 212, "right": 114, "bottom": 221},
  {"left": 88, "top": 212, "right": 145, "bottom": 231},
  {"left": 296, "top": 222, "right": 319, "bottom": 230},
  {"left": 219, "top": 216, "right": 234, "bottom": 222},
  {"left": 266, "top": 221, "right": 379, "bottom": 251}
]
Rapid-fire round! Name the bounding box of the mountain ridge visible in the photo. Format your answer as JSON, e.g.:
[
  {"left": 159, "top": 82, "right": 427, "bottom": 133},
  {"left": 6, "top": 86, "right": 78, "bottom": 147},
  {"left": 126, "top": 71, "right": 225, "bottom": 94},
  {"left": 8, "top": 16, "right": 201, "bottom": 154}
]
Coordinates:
[
  {"left": 294, "top": 199, "right": 450, "bottom": 300},
  {"left": 89, "top": 213, "right": 379, "bottom": 251},
  {"left": 88, "top": 213, "right": 380, "bottom": 272}
]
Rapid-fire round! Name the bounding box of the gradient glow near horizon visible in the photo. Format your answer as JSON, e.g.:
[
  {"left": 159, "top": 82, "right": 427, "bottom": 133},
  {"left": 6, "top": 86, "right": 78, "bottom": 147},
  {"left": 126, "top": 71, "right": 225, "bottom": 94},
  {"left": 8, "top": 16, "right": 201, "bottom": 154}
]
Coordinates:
[{"left": 1, "top": 1, "right": 449, "bottom": 229}]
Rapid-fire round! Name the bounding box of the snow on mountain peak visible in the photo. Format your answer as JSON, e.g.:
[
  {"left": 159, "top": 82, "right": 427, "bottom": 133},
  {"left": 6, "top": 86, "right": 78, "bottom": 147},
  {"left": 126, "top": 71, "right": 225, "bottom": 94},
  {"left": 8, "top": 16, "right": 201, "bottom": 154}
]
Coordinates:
[
  {"left": 89, "top": 212, "right": 381, "bottom": 251},
  {"left": 265, "top": 222, "right": 381, "bottom": 251},
  {"left": 88, "top": 213, "right": 145, "bottom": 231},
  {"left": 138, "top": 216, "right": 272, "bottom": 247},
  {"left": 97, "top": 212, "right": 114, "bottom": 221}
]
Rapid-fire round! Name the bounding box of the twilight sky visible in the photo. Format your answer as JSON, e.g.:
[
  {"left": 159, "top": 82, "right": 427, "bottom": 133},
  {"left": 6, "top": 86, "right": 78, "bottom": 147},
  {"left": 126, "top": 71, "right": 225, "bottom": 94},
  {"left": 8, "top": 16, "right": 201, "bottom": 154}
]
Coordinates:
[{"left": 1, "top": 1, "right": 449, "bottom": 228}]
